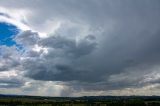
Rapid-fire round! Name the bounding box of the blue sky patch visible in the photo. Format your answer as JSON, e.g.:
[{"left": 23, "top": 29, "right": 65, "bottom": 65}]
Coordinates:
[{"left": 0, "top": 22, "right": 19, "bottom": 46}]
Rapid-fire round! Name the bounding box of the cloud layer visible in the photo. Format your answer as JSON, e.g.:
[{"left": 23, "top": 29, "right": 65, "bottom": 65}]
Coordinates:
[{"left": 0, "top": 0, "right": 160, "bottom": 96}]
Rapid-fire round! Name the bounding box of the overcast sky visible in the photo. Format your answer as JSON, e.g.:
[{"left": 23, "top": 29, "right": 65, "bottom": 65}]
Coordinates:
[{"left": 0, "top": 0, "right": 160, "bottom": 96}]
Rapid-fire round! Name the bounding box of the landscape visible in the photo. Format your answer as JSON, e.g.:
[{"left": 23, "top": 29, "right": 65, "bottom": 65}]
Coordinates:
[{"left": 0, "top": 95, "right": 160, "bottom": 106}]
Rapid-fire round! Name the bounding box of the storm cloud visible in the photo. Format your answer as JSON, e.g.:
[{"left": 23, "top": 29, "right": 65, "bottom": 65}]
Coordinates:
[{"left": 0, "top": 0, "right": 160, "bottom": 96}]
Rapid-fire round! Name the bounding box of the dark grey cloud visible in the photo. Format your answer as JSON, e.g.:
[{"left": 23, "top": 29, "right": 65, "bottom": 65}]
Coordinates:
[
  {"left": 21, "top": 33, "right": 97, "bottom": 82},
  {"left": 21, "top": 27, "right": 160, "bottom": 91},
  {"left": 14, "top": 30, "right": 39, "bottom": 46},
  {"left": 39, "top": 35, "right": 96, "bottom": 58},
  {"left": 0, "top": 77, "right": 24, "bottom": 88},
  {"left": 13, "top": 0, "right": 160, "bottom": 91},
  {"left": 0, "top": 46, "right": 20, "bottom": 71}
]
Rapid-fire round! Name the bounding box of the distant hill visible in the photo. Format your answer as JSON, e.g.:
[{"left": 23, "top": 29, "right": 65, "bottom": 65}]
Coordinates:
[{"left": 0, "top": 94, "right": 160, "bottom": 101}]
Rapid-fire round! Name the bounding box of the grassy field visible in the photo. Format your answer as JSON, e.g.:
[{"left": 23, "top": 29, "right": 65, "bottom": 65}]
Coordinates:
[{"left": 0, "top": 96, "right": 160, "bottom": 106}]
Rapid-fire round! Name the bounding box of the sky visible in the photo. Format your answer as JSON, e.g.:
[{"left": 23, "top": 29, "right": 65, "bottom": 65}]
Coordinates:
[
  {"left": 0, "top": 0, "right": 160, "bottom": 97},
  {"left": 0, "top": 22, "right": 18, "bottom": 46}
]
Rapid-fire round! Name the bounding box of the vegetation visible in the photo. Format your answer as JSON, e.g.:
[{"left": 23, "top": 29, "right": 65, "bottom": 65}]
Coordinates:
[{"left": 0, "top": 95, "right": 160, "bottom": 106}]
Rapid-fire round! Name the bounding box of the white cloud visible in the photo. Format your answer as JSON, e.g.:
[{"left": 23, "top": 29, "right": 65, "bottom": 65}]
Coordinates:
[{"left": 0, "top": 7, "right": 31, "bottom": 31}]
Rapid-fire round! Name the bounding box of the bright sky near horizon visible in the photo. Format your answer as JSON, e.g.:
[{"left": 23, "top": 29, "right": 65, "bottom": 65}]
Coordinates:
[{"left": 0, "top": 0, "right": 160, "bottom": 97}]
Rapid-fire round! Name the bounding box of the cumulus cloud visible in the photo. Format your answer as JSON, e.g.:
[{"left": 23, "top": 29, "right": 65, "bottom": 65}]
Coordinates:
[
  {"left": 19, "top": 30, "right": 97, "bottom": 82},
  {"left": 0, "top": 46, "right": 20, "bottom": 71}
]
